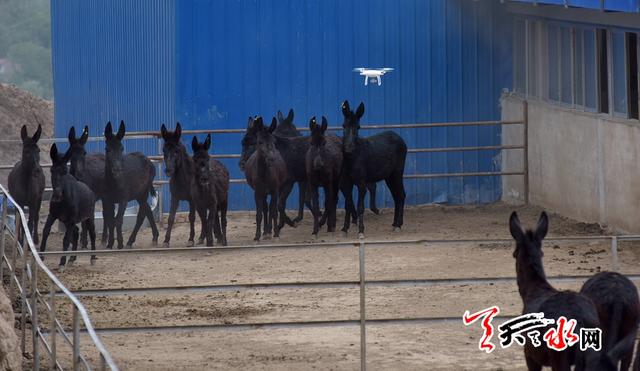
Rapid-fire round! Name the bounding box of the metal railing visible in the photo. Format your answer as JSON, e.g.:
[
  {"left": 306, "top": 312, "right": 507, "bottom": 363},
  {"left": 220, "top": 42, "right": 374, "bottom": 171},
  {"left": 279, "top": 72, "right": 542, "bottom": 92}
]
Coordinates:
[
  {"left": 39, "top": 232, "right": 637, "bottom": 371},
  {"left": 0, "top": 183, "right": 118, "bottom": 371},
  {"left": 0, "top": 101, "right": 530, "bottom": 219}
]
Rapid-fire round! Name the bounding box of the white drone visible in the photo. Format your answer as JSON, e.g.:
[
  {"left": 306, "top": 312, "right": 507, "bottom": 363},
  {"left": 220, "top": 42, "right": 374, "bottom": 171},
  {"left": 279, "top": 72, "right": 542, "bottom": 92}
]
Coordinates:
[{"left": 353, "top": 67, "right": 394, "bottom": 86}]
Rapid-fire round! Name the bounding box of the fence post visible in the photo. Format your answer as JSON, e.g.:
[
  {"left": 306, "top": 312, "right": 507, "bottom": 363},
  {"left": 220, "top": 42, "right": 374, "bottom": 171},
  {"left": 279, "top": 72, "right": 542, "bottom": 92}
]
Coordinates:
[
  {"left": 9, "top": 210, "right": 19, "bottom": 304},
  {"left": 359, "top": 240, "right": 366, "bottom": 371},
  {"left": 523, "top": 100, "right": 530, "bottom": 205},
  {"left": 31, "top": 253, "right": 39, "bottom": 371},
  {"left": 73, "top": 306, "right": 80, "bottom": 371},
  {"left": 610, "top": 236, "right": 619, "bottom": 272},
  {"left": 20, "top": 227, "right": 27, "bottom": 356},
  {"left": 0, "top": 196, "right": 7, "bottom": 279},
  {"left": 49, "top": 279, "right": 57, "bottom": 370}
]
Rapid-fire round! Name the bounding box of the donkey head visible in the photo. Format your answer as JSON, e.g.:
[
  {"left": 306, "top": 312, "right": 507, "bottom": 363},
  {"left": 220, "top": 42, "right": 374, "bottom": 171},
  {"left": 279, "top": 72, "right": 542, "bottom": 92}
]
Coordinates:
[
  {"left": 308, "top": 116, "right": 329, "bottom": 170},
  {"left": 67, "top": 126, "right": 89, "bottom": 179},
  {"left": 104, "top": 121, "right": 126, "bottom": 181},
  {"left": 20, "top": 124, "right": 43, "bottom": 170},
  {"left": 161, "top": 122, "right": 184, "bottom": 177},
  {"left": 509, "top": 211, "right": 549, "bottom": 289},
  {"left": 239, "top": 116, "right": 259, "bottom": 171},
  {"left": 256, "top": 117, "right": 278, "bottom": 158},
  {"left": 341, "top": 100, "right": 365, "bottom": 154},
  {"left": 275, "top": 108, "right": 299, "bottom": 137},
  {"left": 191, "top": 134, "right": 211, "bottom": 187},
  {"left": 49, "top": 143, "right": 72, "bottom": 203}
]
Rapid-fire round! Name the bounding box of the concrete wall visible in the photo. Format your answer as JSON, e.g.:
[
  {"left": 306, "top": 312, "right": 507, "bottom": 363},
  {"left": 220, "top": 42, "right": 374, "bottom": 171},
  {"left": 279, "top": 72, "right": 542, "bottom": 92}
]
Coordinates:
[{"left": 501, "top": 94, "right": 640, "bottom": 233}]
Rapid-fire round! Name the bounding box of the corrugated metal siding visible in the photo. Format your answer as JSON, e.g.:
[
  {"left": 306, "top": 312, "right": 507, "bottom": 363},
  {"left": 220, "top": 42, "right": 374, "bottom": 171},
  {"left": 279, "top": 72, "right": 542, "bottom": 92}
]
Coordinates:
[
  {"left": 511, "top": 0, "right": 640, "bottom": 12},
  {"left": 174, "top": 0, "right": 513, "bottom": 210},
  {"left": 51, "top": 0, "right": 176, "bottom": 156}
]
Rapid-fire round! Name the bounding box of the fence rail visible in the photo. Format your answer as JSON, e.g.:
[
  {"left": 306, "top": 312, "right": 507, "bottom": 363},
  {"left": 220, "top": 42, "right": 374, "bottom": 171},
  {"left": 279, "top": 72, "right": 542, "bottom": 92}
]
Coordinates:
[{"left": 0, "top": 183, "right": 118, "bottom": 371}]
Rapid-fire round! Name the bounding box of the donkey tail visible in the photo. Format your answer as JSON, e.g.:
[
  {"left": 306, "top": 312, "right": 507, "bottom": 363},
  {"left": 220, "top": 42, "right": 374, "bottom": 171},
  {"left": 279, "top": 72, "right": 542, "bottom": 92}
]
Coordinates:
[{"left": 148, "top": 183, "right": 157, "bottom": 198}]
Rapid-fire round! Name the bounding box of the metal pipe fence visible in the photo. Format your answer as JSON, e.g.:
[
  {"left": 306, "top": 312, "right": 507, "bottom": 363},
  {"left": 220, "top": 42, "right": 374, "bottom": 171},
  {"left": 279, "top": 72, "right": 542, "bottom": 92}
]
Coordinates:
[
  {"left": 0, "top": 183, "right": 118, "bottom": 371},
  {"left": 0, "top": 104, "right": 530, "bottom": 218},
  {"left": 36, "top": 232, "right": 632, "bottom": 370}
]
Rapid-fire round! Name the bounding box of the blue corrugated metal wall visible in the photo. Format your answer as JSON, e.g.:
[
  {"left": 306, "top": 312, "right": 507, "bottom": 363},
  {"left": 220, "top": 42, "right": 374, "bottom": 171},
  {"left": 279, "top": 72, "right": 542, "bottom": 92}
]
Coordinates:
[
  {"left": 51, "top": 0, "right": 176, "bottom": 156},
  {"left": 51, "top": 0, "right": 513, "bottom": 211},
  {"left": 174, "top": 0, "right": 513, "bottom": 210}
]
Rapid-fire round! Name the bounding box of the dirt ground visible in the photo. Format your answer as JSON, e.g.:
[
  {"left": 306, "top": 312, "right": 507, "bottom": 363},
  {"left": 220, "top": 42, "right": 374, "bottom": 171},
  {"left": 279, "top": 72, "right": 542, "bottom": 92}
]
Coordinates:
[{"left": 34, "top": 203, "right": 640, "bottom": 370}]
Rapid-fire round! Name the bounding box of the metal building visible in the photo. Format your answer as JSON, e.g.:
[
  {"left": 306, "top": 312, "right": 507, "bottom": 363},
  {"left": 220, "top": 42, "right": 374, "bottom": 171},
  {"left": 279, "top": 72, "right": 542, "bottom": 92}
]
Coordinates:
[{"left": 51, "top": 0, "right": 514, "bottom": 210}]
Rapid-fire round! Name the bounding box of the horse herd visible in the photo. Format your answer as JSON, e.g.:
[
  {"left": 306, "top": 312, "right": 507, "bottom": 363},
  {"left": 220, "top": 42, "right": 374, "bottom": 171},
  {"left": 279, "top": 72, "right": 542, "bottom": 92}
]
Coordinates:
[
  {"left": 6, "top": 102, "right": 640, "bottom": 370},
  {"left": 7, "top": 100, "right": 407, "bottom": 268}
]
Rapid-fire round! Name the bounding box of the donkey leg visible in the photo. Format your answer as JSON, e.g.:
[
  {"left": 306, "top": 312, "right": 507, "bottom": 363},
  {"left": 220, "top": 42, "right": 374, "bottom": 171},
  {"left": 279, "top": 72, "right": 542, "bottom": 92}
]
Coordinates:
[
  {"left": 85, "top": 219, "right": 97, "bottom": 264},
  {"left": 367, "top": 183, "right": 379, "bottom": 215},
  {"left": 277, "top": 181, "right": 296, "bottom": 229},
  {"left": 386, "top": 173, "right": 406, "bottom": 230},
  {"left": 263, "top": 197, "right": 272, "bottom": 239},
  {"left": 196, "top": 207, "right": 212, "bottom": 247},
  {"left": 126, "top": 200, "right": 147, "bottom": 249},
  {"left": 270, "top": 192, "right": 279, "bottom": 238},
  {"left": 59, "top": 226, "right": 72, "bottom": 270},
  {"left": 163, "top": 197, "right": 179, "bottom": 247},
  {"left": 103, "top": 202, "right": 115, "bottom": 249},
  {"left": 309, "top": 185, "right": 320, "bottom": 237},
  {"left": 209, "top": 204, "right": 220, "bottom": 246},
  {"left": 39, "top": 214, "right": 56, "bottom": 260},
  {"left": 68, "top": 225, "right": 79, "bottom": 265},
  {"left": 327, "top": 183, "right": 338, "bottom": 232},
  {"left": 33, "top": 199, "right": 42, "bottom": 245},
  {"left": 356, "top": 183, "right": 367, "bottom": 237},
  {"left": 80, "top": 225, "right": 88, "bottom": 250},
  {"left": 340, "top": 183, "right": 354, "bottom": 234},
  {"left": 254, "top": 193, "right": 264, "bottom": 241},
  {"left": 114, "top": 201, "right": 127, "bottom": 249},
  {"left": 294, "top": 181, "right": 306, "bottom": 225},
  {"left": 187, "top": 200, "right": 196, "bottom": 246},
  {"left": 143, "top": 199, "right": 160, "bottom": 245},
  {"left": 220, "top": 202, "right": 228, "bottom": 246}
]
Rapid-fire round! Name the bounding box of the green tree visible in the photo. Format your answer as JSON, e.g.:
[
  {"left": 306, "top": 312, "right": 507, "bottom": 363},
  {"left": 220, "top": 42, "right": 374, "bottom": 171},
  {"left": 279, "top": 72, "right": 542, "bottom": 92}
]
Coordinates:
[{"left": 0, "top": 0, "right": 52, "bottom": 100}]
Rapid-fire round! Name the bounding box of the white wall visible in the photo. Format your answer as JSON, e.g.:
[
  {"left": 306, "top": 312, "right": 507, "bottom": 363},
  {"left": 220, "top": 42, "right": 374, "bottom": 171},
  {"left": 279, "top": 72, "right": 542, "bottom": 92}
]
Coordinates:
[{"left": 502, "top": 94, "right": 640, "bottom": 233}]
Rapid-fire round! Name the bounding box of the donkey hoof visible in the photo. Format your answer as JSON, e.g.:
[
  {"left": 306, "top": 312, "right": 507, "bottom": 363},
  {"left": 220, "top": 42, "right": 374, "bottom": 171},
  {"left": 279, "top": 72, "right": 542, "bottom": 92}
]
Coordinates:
[
  {"left": 162, "top": 242, "right": 170, "bottom": 248},
  {"left": 392, "top": 227, "right": 401, "bottom": 233},
  {"left": 312, "top": 233, "right": 319, "bottom": 240},
  {"left": 125, "top": 244, "right": 133, "bottom": 249},
  {"left": 197, "top": 238, "right": 205, "bottom": 245},
  {"left": 186, "top": 240, "right": 194, "bottom": 247},
  {"left": 58, "top": 265, "right": 65, "bottom": 273},
  {"left": 151, "top": 239, "right": 158, "bottom": 247},
  {"left": 90, "top": 258, "right": 97, "bottom": 266},
  {"left": 262, "top": 233, "right": 272, "bottom": 240},
  {"left": 358, "top": 233, "right": 365, "bottom": 239}
]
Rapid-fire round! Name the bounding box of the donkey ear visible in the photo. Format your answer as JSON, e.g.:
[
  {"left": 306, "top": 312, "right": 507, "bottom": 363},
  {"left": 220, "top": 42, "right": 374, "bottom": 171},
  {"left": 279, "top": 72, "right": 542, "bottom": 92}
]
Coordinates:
[
  {"left": 80, "top": 126, "right": 89, "bottom": 145},
  {"left": 68, "top": 126, "right": 77, "bottom": 144},
  {"left": 32, "top": 124, "right": 42, "bottom": 143},
  {"left": 62, "top": 147, "right": 73, "bottom": 163},
  {"left": 20, "top": 125, "right": 28, "bottom": 142},
  {"left": 247, "top": 116, "right": 255, "bottom": 130},
  {"left": 341, "top": 100, "right": 351, "bottom": 117},
  {"left": 269, "top": 117, "right": 277, "bottom": 133},
  {"left": 286, "top": 109, "right": 294, "bottom": 123},
  {"left": 104, "top": 121, "right": 113, "bottom": 139},
  {"left": 509, "top": 211, "right": 525, "bottom": 242},
  {"left": 320, "top": 116, "right": 328, "bottom": 133},
  {"left": 309, "top": 116, "right": 317, "bottom": 132},
  {"left": 175, "top": 122, "right": 182, "bottom": 140},
  {"left": 535, "top": 212, "right": 549, "bottom": 241},
  {"left": 191, "top": 136, "right": 199, "bottom": 152},
  {"left": 355, "top": 102, "right": 365, "bottom": 119},
  {"left": 116, "top": 120, "right": 126, "bottom": 140},
  {"left": 160, "top": 124, "right": 168, "bottom": 140},
  {"left": 277, "top": 110, "right": 284, "bottom": 123},
  {"left": 204, "top": 134, "right": 211, "bottom": 150},
  {"left": 49, "top": 143, "right": 58, "bottom": 161}
]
